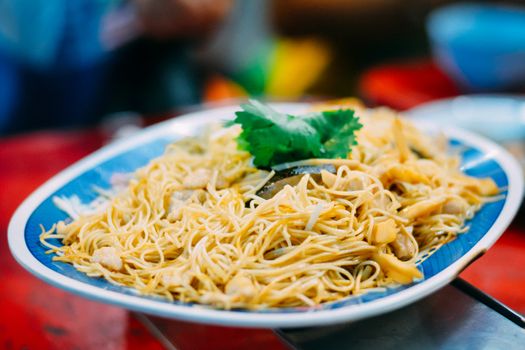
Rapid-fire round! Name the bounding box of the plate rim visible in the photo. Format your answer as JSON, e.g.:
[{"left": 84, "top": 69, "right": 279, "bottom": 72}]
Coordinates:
[{"left": 8, "top": 102, "right": 524, "bottom": 328}]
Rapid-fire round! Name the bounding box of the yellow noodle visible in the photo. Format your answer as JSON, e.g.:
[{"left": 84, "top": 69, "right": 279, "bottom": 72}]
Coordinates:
[{"left": 40, "top": 108, "right": 499, "bottom": 309}]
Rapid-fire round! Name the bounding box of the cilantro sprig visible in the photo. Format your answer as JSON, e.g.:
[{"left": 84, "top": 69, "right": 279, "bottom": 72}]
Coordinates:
[{"left": 229, "top": 100, "right": 362, "bottom": 168}]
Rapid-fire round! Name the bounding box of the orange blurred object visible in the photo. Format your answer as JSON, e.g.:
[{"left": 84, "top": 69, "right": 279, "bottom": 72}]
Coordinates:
[{"left": 203, "top": 74, "right": 247, "bottom": 102}]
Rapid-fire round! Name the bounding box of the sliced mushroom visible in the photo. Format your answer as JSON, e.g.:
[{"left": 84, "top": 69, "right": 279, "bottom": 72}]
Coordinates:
[
  {"left": 373, "top": 252, "right": 422, "bottom": 284},
  {"left": 462, "top": 177, "right": 499, "bottom": 196},
  {"left": 321, "top": 170, "right": 364, "bottom": 191},
  {"left": 400, "top": 196, "right": 446, "bottom": 220},
  {"left": 392, "top": 118, "right": 411, "bottom": 163},
  {"left": 256, "top": 164, "right": 336, "bottom": 200},
  {"left": 382, "top": 164, "right": 431, "bottom": 186}
]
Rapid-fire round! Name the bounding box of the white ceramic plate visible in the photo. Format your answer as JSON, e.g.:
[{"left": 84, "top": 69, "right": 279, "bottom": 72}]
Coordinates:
[
  {"left": 8, "top": 103, "right": 524, "bottom": 328},
  {"left": 407, "top": 95, "right": 525, "bottom": 143}
]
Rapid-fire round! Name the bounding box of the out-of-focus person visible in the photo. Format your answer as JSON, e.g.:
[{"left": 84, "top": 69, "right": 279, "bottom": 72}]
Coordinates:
[{"left": 0, "top": 0, "right": 233, "bottom": 135}]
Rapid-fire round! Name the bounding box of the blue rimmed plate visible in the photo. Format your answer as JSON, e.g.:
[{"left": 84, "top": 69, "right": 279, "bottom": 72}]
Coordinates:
[{"left": 8, "top": 103, "right": 524, "bottom": 328}]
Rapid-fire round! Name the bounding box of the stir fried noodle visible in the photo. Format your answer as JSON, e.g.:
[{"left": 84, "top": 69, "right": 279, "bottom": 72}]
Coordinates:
[{"left": 41, "top": 107, "right": 499, "bottom": 309}]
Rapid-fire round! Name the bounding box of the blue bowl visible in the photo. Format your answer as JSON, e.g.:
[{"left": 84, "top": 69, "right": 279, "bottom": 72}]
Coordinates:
[{"left": 427, "top": 3, "right": 525, "bottom": 91}]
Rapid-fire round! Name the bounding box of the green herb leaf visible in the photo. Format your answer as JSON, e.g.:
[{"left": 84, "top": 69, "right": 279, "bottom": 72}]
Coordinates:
[{"left": 230, "top": 100, "right": 362, "bottom": 168}]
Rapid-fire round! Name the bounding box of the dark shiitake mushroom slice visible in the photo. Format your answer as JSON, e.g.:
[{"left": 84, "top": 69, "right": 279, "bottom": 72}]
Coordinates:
[{"left": 256, "top": 164, "right": 336, "bottom": 200}]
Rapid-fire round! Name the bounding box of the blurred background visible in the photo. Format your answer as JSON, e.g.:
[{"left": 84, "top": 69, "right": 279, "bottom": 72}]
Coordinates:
[{"left": 0, "top": 0, "right": 524, "bottom": 135}]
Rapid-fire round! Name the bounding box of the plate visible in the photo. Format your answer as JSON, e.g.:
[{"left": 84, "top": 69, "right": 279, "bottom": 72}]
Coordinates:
[
  {"left": 406, "top": 95, "right": 525, "bottom": 143},
  {"left": 8, "top": 103, "right": 524, "bottom": 328}
]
